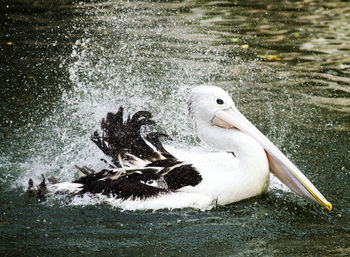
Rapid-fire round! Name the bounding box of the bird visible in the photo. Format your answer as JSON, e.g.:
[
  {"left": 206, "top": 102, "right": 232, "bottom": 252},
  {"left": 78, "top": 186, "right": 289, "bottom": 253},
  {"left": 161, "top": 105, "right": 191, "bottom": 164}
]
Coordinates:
[{"left": 28, "top": 86, "right": 332, "bottom": 211}]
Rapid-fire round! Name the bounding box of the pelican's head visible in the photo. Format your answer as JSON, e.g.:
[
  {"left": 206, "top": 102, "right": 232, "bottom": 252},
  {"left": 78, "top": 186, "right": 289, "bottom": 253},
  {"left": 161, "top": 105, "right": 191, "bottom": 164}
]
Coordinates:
[
  {"left": 189, "top": 85, "right": 332, "bottom": 211},
  {"left": 189, "top": 86, "right": 235, "bottom": 127}
]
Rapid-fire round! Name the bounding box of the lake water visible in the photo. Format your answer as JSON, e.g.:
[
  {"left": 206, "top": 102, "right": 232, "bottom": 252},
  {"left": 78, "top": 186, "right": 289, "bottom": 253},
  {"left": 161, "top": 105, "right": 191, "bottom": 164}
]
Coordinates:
[{"left": 1, "top": 0, "right": 349, "bottom": 256}]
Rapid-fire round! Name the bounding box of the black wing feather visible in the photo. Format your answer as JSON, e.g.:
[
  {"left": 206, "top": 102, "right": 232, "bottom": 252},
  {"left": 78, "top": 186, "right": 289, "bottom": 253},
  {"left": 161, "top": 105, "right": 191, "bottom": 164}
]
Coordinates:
[{"left": 91, "top": 107, "right": 167, "bottom": 166}]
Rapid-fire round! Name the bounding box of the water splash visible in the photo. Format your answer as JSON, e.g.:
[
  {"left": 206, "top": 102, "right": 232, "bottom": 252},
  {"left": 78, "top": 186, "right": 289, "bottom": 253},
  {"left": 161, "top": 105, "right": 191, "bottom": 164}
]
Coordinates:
[{"left": 3, "top": 1, "right": 290, "bottom": 209}]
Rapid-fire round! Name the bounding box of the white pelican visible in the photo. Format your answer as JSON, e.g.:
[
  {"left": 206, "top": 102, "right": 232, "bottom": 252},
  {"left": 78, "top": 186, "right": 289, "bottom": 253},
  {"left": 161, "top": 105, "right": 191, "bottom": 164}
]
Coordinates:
[{"left": 28, "top": 86, "right": 332, "bottom": 211}]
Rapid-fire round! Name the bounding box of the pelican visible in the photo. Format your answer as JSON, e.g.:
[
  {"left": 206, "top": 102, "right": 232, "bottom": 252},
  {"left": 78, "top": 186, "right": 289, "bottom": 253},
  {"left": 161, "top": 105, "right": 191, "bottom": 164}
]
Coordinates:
[{"left": 28, "top": 86, "right": 332, "bottom": 211}]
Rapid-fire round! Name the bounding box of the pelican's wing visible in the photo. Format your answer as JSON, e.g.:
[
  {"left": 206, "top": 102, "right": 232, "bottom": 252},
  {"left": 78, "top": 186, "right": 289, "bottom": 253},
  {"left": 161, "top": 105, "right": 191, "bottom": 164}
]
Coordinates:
[{"left": 72, "top": 108, "right": 202, "bottom": 199}]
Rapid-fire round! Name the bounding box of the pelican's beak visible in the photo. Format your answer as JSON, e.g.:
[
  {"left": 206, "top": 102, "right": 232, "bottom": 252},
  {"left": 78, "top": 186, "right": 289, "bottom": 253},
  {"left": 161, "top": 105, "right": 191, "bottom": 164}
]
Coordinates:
[{"left": 212, "top": 106, "right": 332, "bottom": 211}]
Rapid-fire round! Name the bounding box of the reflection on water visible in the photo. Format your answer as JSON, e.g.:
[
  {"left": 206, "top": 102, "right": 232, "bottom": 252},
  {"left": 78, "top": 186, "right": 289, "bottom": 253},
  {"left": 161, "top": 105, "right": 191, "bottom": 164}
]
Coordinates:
[{"left": 0, "top": 0, "right": 349, "bottom": 256}]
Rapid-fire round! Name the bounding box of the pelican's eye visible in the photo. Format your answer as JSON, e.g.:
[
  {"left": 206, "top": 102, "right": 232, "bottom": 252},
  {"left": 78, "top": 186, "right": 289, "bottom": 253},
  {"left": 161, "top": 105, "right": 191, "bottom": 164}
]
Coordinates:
[{"left": 216, "top": 98, "right": 224, "bottom": 105}]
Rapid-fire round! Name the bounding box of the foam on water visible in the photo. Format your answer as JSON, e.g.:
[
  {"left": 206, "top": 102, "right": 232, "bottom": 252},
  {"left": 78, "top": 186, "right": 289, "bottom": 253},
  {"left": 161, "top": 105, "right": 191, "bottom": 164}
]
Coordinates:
[{"left": 67, "top": 192, "right": 214, "bottom": 211}]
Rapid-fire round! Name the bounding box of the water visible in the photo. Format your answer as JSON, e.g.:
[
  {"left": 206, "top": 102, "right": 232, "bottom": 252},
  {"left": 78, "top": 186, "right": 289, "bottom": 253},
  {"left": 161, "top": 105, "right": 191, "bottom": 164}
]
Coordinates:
[{"left": 1, "top": 0, "right": 349, "bottom": 256}]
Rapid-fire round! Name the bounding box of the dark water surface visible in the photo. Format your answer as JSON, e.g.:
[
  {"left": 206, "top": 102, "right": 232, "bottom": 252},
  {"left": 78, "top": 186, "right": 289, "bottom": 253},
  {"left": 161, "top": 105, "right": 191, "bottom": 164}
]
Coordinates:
[{"left": 1, "top": 0, "right": 349, "bottom": 256}]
